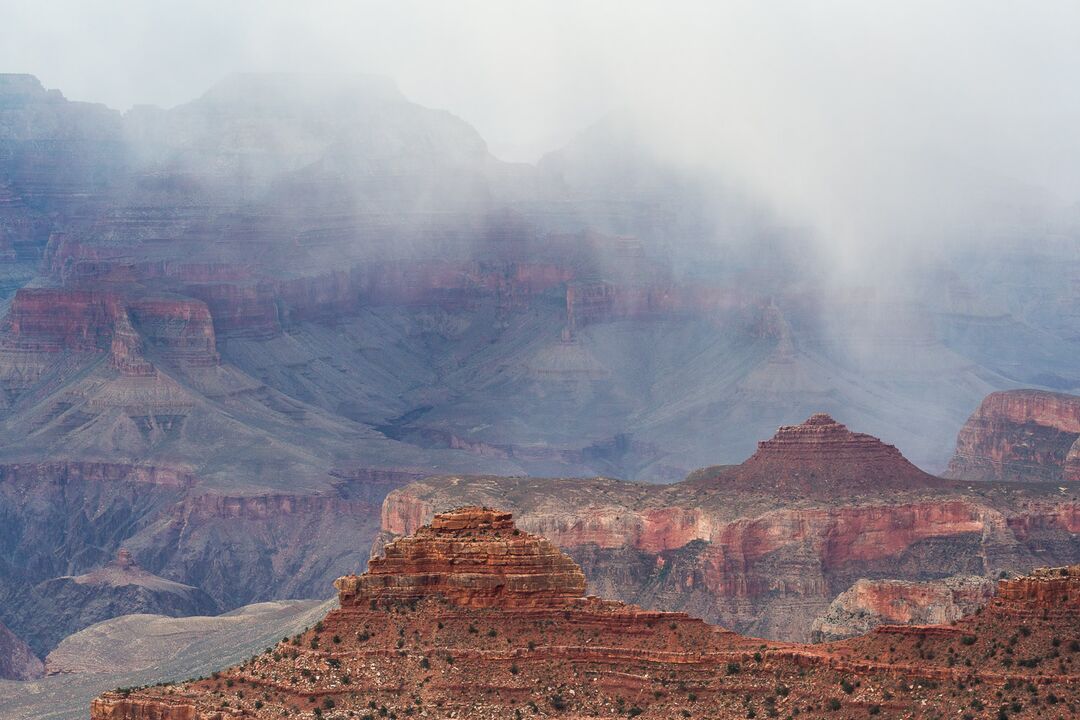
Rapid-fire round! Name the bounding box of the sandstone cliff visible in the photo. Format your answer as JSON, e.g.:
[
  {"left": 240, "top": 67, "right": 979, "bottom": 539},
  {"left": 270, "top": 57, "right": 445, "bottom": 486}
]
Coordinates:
[
  {"left": 90, "top": 509, "right": 1080, "bottom": 720},
  {"left": 946, "top": 389, "right": 1080, "bottom": 482}
]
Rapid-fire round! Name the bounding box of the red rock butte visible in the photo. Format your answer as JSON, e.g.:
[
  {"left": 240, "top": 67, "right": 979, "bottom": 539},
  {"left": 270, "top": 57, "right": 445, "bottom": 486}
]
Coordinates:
[
  {"left": 699, "top": 413, "right": 944, "bottom": 495},
  {"left": 91, "top": 508, "right": 1080, "bottom": 720},
  {"left": 335, "top": 506, "right": 587, "bottom": 609}
]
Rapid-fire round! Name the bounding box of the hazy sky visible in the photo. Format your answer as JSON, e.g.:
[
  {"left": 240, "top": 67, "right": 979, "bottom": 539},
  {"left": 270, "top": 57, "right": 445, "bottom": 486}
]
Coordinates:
[{"left": 4, "top": 1, "right": 1079, "bottom": 269}]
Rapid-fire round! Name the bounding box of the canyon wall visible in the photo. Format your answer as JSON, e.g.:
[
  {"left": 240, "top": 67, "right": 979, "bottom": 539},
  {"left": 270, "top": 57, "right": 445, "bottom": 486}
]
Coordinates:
[
  {"left": 90, "top": 509, "right": 1080, "bottom": 720},
  {"left": 379, "top": 416, "right": 1080, "bottom": 641},
  {"left": 810, "top": 574, "right": 994, "bottom": 642},
  {"left": 947, "top": 389, "right": 1080, "bottom": 483}
]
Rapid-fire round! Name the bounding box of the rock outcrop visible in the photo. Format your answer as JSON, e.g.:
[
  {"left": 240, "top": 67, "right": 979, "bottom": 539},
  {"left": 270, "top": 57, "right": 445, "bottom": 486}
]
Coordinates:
[
  {"left": 23, "top": 550, "right": 218, "bottom": 654},
  {"left": 992, "top": 564, "right": 1080, "bottom": 617},
  {"left": 379, "top": 415, "right": 1080, "bottom": 641},
  {"left": 693, "top": 413, "right": 945, "bottom": 497},
  {"left": 810, "top": 574, "right": 994, "bottom": 642},
  {"left": 0, "top": 620, "right": 42, "bottom": 680},
  {"left": 337, "top": 507, "right": 586, "bottom": 609},
  {"left": 90, "top": 512, "right": 1080, "bottom": 719},
  {"left": 947, "top": 389, "right": 1080, "bottom": 482}
]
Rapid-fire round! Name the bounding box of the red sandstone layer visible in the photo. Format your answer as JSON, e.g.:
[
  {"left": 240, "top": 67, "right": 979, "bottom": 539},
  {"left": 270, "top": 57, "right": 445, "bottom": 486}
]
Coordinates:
[{"left": 90, "top": 509, "right": 1080, "bottom": 720}]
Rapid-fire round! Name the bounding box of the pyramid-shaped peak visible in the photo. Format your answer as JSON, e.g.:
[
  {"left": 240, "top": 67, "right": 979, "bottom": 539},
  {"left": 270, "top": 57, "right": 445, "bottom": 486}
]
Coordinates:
[
  {"left": 336, "top": 507, "right": 585, "bottom": 610},
  {"left": 691, "top": 413, "right": 946, "bottom": 497}
]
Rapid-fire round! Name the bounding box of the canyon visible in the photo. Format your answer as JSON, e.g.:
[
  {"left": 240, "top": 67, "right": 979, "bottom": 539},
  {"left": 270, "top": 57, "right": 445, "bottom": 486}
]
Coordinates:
[
  {"left": 378, "top": 415, "right": 1080, "bottom": 641},
  {"left": 0, "top": 599, "right": 330, "bottom": 720},
  {"left": 19, "top": 550, "right": 217, "bottom": 654},
  {"left": 90, "top": 508, "right": 1080, "bottom": 719},
  {"left": 0, "top": 70, "right": 1079, "bottom": 711}
]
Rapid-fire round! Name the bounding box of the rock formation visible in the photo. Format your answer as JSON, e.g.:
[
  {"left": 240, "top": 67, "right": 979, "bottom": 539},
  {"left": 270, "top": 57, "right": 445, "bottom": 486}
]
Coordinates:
[
  {"left": 379, "top": 415, "right": 1080, "bottom": 641},
  {"left": 337, "top": 507, "right": 586, "bottom": 609},
  {"left": 3, "top": 70, "right": 1080, "bottom": 715},
  {"left": 20, "top": 550, "right": 218, "bottom": 654},
  {"left": 693, "top": 412, "right": 945, "bottom": 496},
  {"left": 810, "top": 574, "right": 994, "bottom": 642},
  {"left": 0, "top": 620, "right": 42, "bottom": 681},
  {"left": 947, "top": 389, "right": 1080, "bottom": 482},
  {"left": 90, "top": 510, "right": 1080, "bottom": 719}
]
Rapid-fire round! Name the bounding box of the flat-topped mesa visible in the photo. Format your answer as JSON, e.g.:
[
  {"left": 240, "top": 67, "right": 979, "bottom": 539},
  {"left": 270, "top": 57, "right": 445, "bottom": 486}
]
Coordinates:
[
  {"left": 335, "top": 506, "right": 587, "bottom": 609},
  {"left": 703, "top": 413, "right": 942, "bottom": 495}
]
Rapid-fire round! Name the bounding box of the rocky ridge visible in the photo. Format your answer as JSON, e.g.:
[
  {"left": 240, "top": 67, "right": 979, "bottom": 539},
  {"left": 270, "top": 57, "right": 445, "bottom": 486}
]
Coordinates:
[
  {"left": 90, "top": 508, "right": 1080, "bottom": 719},
  {"left": 20, "top": 550, "right": 218, "bottom": 654}
]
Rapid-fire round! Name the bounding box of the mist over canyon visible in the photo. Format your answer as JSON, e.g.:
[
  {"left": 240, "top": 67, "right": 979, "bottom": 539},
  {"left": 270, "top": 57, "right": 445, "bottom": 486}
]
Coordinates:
[{"left": 0, "top": 6, "right": 1079, "bottom": 713}]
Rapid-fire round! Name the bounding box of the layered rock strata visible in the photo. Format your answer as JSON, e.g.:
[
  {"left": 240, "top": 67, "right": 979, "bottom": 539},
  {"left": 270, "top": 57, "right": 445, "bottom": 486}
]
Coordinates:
[
  {"left": 379, "top": 415, "right": 1080, "bottom": 641},
  {"left": 947, "top": 389, "right": 1080, "bottom": 482},
  {"left": 90, "top": 511, "right": 1080, "bottom": 719},
  {"left": 695, "top": 412, "right": 945, "bottom": 496},
  {"left": 337, "top": 507, "right": 586, "bottom": 609}
]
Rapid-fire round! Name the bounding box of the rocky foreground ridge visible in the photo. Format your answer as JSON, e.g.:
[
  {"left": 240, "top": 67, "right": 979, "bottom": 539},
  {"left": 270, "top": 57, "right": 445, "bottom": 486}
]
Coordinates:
[
  {"left": 91, "top": 507, "right": 1080, "bottom": 719},
  {"left": 379, "top": 415, "right": 1080, "bottom": 641}
]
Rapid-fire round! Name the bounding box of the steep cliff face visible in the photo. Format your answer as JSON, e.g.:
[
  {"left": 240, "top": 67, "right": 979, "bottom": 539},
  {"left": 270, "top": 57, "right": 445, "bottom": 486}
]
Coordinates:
[
  {"left": 810, "top": 574, "right": 994, "bottom": 642},
  {"left": 947, "top": 389, "right": 1080, "bottom": 482},
  {"left": 89, "top": 512, "right": 1080, "bottom": 720},
  {"left": 379, "top": 416, "right": 1080, "bottom": 641}
]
